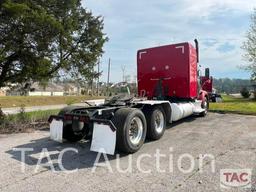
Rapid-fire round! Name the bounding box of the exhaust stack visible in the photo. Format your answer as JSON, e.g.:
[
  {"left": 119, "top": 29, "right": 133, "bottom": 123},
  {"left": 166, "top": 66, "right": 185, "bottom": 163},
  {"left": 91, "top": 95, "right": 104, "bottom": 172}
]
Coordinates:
[{"left": 194, "top": 39, "right": 199, "bottom": 63}]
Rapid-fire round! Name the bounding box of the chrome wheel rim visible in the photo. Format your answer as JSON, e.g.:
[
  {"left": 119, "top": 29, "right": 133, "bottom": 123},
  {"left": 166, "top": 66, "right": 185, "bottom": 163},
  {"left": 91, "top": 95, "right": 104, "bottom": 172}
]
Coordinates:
[
  {"left": 204, "top": 101, "right": 208, "bottom": 114},
  {"left": 129, "top": 117, "right": 143, "bottom": 145},
  {"left": 154, "top": 110, "right": 164, "bottom": 134},
  {"left": 203, "top": 100, "right": 208, "bottom": 114}
]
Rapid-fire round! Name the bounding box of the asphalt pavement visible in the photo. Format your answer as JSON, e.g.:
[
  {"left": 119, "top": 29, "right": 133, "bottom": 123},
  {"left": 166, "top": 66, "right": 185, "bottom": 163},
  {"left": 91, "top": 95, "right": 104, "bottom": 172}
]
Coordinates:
[{"left": 0, "top": 113, "right": 256, "bottom": 192}]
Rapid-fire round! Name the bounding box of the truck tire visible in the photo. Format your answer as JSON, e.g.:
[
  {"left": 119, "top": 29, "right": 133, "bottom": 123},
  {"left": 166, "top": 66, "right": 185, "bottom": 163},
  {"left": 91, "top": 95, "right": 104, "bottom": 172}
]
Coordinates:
[
  {"left": 199, "top": 97, "right": 209, "bottom": 117},
  {"left": 145, "top": 105, "right": 166, "bottom": 140},
  {"left": 112, "top": 108, "right": 147, "bottom": 153}
]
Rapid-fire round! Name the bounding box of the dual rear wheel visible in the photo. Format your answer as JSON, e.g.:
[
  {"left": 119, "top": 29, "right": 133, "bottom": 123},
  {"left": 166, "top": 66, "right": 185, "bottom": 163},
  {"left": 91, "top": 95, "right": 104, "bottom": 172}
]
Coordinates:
[
  {"left": 112, "top": 106, "right": 166, "bottom": 153},
  {"left": 112, "top": 108, "right": 147, "bottom": 153},
  {"left": 145, "top": 106, "right": 166, "bottom": 140},
  {"left": 59, "top": 105, "right": 167, "bottom": 153}
]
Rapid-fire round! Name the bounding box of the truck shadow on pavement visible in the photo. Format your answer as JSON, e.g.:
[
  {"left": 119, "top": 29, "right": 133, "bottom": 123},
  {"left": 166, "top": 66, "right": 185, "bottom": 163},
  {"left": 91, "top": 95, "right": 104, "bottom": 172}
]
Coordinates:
[
  {"left": 5, "top": 115, "right": 198, "bottom": 172},
  {"left": 167, "top": 115, "right": 197, "bottom": 129},
  {"left": 5, "top": 137, "right": 118, "bottom": 171}
]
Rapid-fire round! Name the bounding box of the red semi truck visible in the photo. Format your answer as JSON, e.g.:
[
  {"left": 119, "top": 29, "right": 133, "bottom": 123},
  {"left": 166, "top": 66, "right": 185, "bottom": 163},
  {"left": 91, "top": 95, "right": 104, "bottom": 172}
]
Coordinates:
[
  {"left": 49, "top": 40, "right": 209, "bottom": 155},
  {"left": 200, "top": 68, "right": 222, "bottom": 102}
]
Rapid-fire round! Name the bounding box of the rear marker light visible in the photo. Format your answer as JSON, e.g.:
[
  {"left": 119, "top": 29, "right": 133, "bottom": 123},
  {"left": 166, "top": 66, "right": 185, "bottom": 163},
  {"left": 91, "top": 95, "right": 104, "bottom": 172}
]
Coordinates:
[
  {"left": 64, "top": 115, "right": 73, "bottom": 121},
  {"left": 79, "top": 116, "right": 89, "bottom": 122}
]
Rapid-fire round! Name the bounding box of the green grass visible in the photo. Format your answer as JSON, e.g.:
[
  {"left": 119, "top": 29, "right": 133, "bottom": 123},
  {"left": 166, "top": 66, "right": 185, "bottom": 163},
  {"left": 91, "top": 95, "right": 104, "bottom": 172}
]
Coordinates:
[
  {"left": 0, "top": 95, "right": 104, "bottom": 108},
  {"left": 0, "top": 109, "right": 60, "bottom": 134},
  {"left": 5, "top": 109, "right": 60, "bottom": 123},
  {"left": 210, "top": 95, "right": 256, "bottom": 115}
]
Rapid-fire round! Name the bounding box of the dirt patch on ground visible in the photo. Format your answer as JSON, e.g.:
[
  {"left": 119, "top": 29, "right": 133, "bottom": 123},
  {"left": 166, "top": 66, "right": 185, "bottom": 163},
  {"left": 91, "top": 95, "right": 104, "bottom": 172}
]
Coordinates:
[
  {"left": 0, "top": 120, "right": 49, "bottom": 134},
  {"left": 0, "top": 107, "right": 54, "bottom": 134}
]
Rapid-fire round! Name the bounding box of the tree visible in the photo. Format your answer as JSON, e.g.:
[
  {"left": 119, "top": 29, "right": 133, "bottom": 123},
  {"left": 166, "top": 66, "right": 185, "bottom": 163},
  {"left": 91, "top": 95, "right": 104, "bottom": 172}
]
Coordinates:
[
  {"left": 0, "top": 0, "right": 60, "bottom": 87},
  {"left": 213, "top": 78, "right": 252, "bottom": 94},
  {"left": 240, "top": 87, "right": 251, "bottom": 98},
  {"left": 242, "top": 9, "right": 256, "bottom": 82},
  {"left": 0, "top": 0, "right": 107, "bottom": 88}
]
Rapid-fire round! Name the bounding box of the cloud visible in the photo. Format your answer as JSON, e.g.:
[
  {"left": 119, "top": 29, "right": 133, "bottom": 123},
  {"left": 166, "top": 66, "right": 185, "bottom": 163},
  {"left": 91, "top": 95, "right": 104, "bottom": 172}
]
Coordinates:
[
  {"left": 182, "top": 0, "right": 255, "bottom": 17},
  {"left": 202, "top": 39, "right": 219, "bottom": 47},
  {"left": 82, "top": 0, "right": 254, "bottom": 82},
  {"left": 216, "top": 42, "right": 236, "bottom": 53}
]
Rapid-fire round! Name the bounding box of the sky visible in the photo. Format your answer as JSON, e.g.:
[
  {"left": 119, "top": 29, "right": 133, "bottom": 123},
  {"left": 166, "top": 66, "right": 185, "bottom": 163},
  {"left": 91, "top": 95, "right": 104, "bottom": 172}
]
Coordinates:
[{"left": 82, "top": 0, "right": 255, "bottom": 82}]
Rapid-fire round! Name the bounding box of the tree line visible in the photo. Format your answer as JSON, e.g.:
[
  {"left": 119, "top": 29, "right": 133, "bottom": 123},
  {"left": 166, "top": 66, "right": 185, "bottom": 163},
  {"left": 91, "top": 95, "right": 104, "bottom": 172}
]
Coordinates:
[{"left": 213, "top": 78, "right": 254, "bottom": 94}]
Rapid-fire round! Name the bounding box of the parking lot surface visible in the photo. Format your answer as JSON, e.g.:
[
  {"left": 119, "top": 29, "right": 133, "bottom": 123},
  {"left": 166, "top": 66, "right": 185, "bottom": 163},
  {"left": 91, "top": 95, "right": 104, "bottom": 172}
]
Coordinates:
[{"left": 0, "top": 113, "right": 256, "bottom": 192}]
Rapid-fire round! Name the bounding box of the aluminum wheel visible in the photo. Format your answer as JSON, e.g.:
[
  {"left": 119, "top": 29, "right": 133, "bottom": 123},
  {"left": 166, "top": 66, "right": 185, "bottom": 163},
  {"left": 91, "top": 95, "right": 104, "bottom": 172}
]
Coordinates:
[
  {"left": 202, "top": 98, "right": 208, "bottom": 113},
  {"left": 203, "top": 100, "right": 208, "bottom": 114},
  {"left": 154, "top": 109, "right": 164, "bottom": 134},
  {"left": 129, "top": 117, "right": 143, "bottom": 145}
]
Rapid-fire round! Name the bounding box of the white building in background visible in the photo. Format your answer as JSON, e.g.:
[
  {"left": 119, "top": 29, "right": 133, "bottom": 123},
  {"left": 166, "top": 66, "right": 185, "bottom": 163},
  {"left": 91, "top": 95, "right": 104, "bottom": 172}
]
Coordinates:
[
  {"left": 0, "top": 87, "right": 10, "bottom": 96},
  {"left": 2, "top": 82, "right": 83, "bottom": 96},
  {"left": 0, "top": 89, "right": 6, "bottom": 96},
  {"left": 28, "top": 82, "right": 64, "bottom": 96},
  {"left": 63, "top": 83, "right": 80, "bottom": 95}
]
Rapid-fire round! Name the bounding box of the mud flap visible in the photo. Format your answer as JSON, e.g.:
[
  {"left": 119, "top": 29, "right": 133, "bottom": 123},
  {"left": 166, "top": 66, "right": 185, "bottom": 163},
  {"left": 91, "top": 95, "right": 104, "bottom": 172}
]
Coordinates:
[
  {"left": 50, "top": 119, "right": 63, "bottom": 142},
  {"left": 90, "top": 123, "right": 116, "bottom": 155}
]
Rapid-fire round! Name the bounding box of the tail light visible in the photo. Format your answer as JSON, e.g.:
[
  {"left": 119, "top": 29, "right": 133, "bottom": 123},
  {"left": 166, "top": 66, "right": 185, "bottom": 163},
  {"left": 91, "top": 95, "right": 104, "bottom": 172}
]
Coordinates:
[
  {"left": 79, "top": 116, "right": 89, "bottom": 123},
  {"left": 64, "top": 115, "right": 73, "bottom": 121},
  {"left": 64, "top": 114, "right": 89, "bottom": 123}
]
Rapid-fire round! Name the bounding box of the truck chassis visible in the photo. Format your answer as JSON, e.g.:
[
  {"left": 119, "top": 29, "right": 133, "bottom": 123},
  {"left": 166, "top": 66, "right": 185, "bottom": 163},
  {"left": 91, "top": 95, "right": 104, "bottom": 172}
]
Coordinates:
[
  {"left": 49, "top": 96, "right": 208, "bottom": 155},
  {"left": 49, "top": 40, "right": 209, "bottom": 155}
]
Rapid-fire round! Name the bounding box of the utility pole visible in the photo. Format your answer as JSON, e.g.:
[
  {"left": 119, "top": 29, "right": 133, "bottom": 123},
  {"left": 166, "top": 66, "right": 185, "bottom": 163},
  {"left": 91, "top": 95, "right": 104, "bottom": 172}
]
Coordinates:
[
  {"left": 107, "top": 58, "right": 111, "bottom": 95},
  {"left": 97, "top": 60, "right": 100, "bottom": 96},
  {"left": 121, "top": 65, "right": 126, "bottom": 82},
  {"left": 91, "top": 77, "right": 94, "bottom": 96}
]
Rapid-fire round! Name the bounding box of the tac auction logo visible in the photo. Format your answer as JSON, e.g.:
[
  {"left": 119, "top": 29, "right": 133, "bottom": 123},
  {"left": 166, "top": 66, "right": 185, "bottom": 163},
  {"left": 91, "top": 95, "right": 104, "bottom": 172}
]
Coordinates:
[{"left": 220, "top": 169, "right": 252, "bottom": 189}]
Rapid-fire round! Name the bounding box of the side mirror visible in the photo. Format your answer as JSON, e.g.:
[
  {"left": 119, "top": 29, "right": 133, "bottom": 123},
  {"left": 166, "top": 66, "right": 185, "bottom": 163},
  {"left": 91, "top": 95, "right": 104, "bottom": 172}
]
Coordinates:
[
  {"left": 197, "top": 70, "right": 201, "bottom": 77},
  {"left": 205, "top": 68, "right": 210, "bottom": 78}
]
